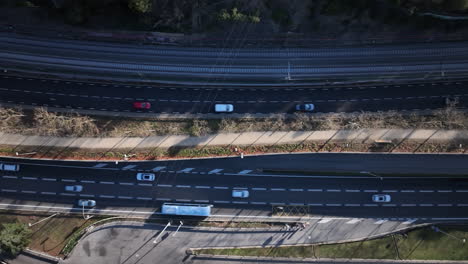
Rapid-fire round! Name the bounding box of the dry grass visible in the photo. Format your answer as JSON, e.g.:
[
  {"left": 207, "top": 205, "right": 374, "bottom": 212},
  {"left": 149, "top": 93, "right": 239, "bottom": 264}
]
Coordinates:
[
  {"left": 0, "top": 107, "right": 25, "bottom": 133},
  {"left": 0, "top": 107, "right": 467, "bottom": 138},
  {"left": 32, "top": 108, "right": 99, "bottom": 136}
]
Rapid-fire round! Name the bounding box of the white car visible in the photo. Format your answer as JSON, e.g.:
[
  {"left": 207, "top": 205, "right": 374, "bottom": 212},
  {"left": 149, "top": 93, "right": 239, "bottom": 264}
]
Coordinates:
[
  {"left": 215, "top": 104, "right": 234, "bottom": 113},
  {"left": 78, "top": 199, "right": 96, "bottom": 207},
  {"left": 0, "top": 163, "right": 20, "bottom": 171},
  {"left": 136, "top": 173, "right": 156, "bottom": 181},
  {"left": 232, "top": 189, "right": 249, "bottom": 198},
  {"left": 65, "top": 185, "right": 83, "bottom": 192},
  {"left": 372, "top": 194, "right": 391, "bottom": 203}
]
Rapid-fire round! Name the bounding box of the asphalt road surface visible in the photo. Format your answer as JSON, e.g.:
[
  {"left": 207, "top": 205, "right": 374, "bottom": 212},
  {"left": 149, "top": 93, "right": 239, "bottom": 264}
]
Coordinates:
[
  {"left": 60, "top": 221, "right": 452, "bottom": 264},
  {"left": 0, "top": 75, "right": 466, "bottom": 115},
  {"left": 1, "top": 154, "right": 468, "bottom": 221},
  {"left": 3, "top": 32, "right": 468, "bottom": 84}
]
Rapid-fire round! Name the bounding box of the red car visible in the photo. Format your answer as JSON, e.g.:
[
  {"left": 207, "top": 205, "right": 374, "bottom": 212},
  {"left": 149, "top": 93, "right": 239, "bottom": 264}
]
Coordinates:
[{"left": 133, "top": 102, "right": 151, "bottom": 110}]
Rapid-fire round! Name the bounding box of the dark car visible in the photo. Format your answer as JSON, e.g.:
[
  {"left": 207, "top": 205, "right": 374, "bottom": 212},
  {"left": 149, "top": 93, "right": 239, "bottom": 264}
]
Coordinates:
[{"left": 295, "top": 104, "right": 315, "bottom": 112}]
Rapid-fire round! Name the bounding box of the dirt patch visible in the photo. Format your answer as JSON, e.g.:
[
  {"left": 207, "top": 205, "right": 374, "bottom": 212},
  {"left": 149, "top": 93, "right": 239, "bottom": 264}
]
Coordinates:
[{"left": 0, "top": 211, "right": 100, "bottom": 257}]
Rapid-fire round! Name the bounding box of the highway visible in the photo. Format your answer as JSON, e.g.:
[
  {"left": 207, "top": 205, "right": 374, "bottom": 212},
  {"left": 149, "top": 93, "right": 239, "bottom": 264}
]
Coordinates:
[
  {"left": 1, "top": 154, "right": 468, "bottom": 221},
  {"left": 3, "top": 32, "right": 468, "bottom": 85},
  {"left": 0, "top": 75, "right": 466, "bottom": 115}
]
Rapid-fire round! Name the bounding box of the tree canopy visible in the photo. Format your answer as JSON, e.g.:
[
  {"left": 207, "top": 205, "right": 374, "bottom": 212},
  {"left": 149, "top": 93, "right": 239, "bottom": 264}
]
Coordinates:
[
  {"left": 128, "top": 0, "right": 152, "bottom": 13},
  {"left": 0, "top": 223, "right": 31, "bottom": 257}
]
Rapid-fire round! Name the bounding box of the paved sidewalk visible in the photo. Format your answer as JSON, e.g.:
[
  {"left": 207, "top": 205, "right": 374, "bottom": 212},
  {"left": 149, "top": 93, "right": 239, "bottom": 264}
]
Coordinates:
[{"left": 1, "top": 129, "right": 467, "bottom": 150}]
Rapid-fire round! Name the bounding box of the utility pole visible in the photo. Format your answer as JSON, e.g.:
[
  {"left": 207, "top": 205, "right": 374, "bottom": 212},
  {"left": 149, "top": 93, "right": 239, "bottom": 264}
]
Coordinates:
[
  {"left": 432, "top": 226, "right": 466, "bottom": 243},
  {"left": 286, "top": 61, "right": 291, "bottom": 80},
  {"left": 360, "top": 171, "right": 383, "bottom": 181},
  {"left": 153, "top": 221, "right": 171, "bottom": 244},
  {"left": 82, "top": 205, "right": 93, "bottom": 220},
  {"left": 173, "top": 221, "right": 183, "bottom": 237},
  {"left": 28, "top": 213, "right": 59, "bottom": 227}
]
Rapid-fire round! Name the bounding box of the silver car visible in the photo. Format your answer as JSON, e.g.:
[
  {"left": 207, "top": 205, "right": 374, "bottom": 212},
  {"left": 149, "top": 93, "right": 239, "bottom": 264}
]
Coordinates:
[
  {"left": 372, "top": 194, "right": 391, "bottom": 203},
  {"left": 232, "top": 189, "right": 249, "bottom": 198},
  {"left": 215, "top": 104, "right": 234, "bottom": 113},
  {"left": 136, "top": 173, "right": 156, "bottom": 181},
  {"left": 65, "top": 185, "right": 83, "bottom": 192},
  {"left": 78, "top": 199, "right": 96, "bottom": 207}
]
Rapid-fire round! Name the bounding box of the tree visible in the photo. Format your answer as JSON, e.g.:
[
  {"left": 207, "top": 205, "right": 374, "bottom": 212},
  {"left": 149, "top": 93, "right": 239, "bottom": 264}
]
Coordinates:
[
  {"left": 128, "top": 0, "right": 152, "bottom": 13},
  {"left": 0, "top": 223, "right": 31, "bottom": 257},
  {"left": 63, "top": 0, "right": 89, "bottom": 25}
]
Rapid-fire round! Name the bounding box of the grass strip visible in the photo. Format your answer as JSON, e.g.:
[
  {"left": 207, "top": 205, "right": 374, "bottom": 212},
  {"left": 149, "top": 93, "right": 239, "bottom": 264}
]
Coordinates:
[{"left": 195, "top": 225, "right": 468, "bottom": 260}]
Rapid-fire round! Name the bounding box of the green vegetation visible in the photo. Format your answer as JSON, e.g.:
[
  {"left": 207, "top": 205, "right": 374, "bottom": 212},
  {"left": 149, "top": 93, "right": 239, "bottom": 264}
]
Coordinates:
[
  {"left": 196, "top": 226, "right": 468, "bottom": 260},
  {"left": 3, "top": 0, "right": 468, "bottom": 34},
  {"left": 218, "top": 8, "right": 261, "bottom": 23},
  {"left": 0, "top": 212, "right": 99, "bottom": 257},
  {"left": 128, "top": 0, "right": 151, "bottom": 14},
  {"left": 0, "top": 222, "right": 31, "bottom": 257}
]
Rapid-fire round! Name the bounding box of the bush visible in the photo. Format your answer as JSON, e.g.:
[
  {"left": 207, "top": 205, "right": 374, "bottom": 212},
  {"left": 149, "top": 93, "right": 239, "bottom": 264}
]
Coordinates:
[
  {"left": 0, "top": 223, "right": 31, "bottom": 257},
  {"left": 271, "top": 8, "right": 291, "bottom": 27},
  {"left": 218, "top": 8, "right": 261, "bottom": 23},
  {"left": 63, "top": 0, "right": 89, "bottom": 25}
]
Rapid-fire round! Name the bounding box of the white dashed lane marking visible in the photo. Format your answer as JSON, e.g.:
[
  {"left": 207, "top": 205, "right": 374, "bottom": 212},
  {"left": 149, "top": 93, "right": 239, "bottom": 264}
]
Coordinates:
[
  {"left": 99, "top": 195, "right": 115, "bottom": 198},
  {"left": 61, "top": 179, "right": 76, "bottom": 182},
  {"left": 213, "top": 200, "right": 230, "bottom": 204},
  {"left": 60, "top": 193, "right": 76, "bottom": 196},
  {"left": 178, "top": 168, "right": 194, "bottom": 173},
  {"left": 100, "top": 181, "right": 115, "bottom": 185},
  {"left": 42, "top": 178, "right": 56, "bottom": 182},
  {"left": 81, "top": 180, "right": 96, "bottom": 183},
  {"left": 122, "top": 165, "right": 137, "bottom": 170},
  {"left": 79, "top": 194, "right": 95, "bottom": 198},
  {"left": 238, "top": 170, "right": 253, "bottom": 175},
  {"left": 152, "top": 166, "right": 166, "bottom": 172},
  {"left": 94, "top": 163, "right": 108, "bottom": 168},
  {"left": 271, "top": 188, "right": 286, "bottom": 191},
  {"left": 208, "top": 169, "right": 223, "bottom": 174}
]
